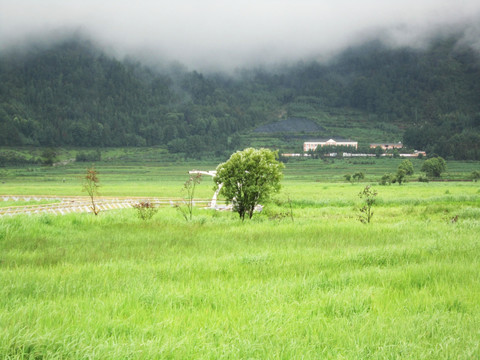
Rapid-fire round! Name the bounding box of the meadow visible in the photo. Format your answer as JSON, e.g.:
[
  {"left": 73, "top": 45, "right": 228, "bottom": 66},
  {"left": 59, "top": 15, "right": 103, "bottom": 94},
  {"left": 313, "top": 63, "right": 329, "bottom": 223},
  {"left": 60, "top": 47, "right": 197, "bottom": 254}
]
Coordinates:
[{"left": 1, "top": 156, "right": 480, "bottom": 359}]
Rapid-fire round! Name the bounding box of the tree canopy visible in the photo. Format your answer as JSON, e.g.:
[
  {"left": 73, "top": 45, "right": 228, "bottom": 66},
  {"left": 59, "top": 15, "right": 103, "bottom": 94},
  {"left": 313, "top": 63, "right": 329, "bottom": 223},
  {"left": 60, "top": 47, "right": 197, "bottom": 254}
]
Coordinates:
[
  {"left": 398, "top": 159, "right": 414, "bottom": 176},
  {"left": 421, "top": 157, "right": 447, "bottom": 178},
  {"left": 214, "top": 148, "right": 284, "bottom": 220}
]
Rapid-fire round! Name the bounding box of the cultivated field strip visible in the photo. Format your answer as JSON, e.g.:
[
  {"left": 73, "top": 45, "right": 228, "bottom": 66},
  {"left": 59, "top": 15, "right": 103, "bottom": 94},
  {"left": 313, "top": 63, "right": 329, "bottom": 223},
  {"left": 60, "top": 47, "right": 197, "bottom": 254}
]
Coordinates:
[{"left": 0, "top": 195, "right": 211, "bottom": 217}]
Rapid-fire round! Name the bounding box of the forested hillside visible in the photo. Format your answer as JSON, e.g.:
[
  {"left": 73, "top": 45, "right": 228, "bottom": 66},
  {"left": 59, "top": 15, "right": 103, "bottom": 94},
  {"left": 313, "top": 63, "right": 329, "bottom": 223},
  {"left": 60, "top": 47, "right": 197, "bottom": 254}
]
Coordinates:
[
  {"left": 1, "top": 34, "right": 479, "bottom": 158},
  {"left": 0, "top": 39, "right": 273, "bottom": 155}
]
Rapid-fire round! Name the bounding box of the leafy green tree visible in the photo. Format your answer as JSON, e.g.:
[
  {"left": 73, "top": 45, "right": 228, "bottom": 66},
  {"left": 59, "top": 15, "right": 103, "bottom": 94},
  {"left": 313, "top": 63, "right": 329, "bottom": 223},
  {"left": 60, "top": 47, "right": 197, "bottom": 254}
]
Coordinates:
[
  {"left": 398, "top": 159, "right": 414, "bottom": 175},
  {"left": 394, "top": 169, "right": 407, "bottom": 185},
  {"left": 41, "top": 148, "right": 57, "bottom": 166},
  {"left": 392, "top": 159, "right": 414, "bottom": 185},
  {"left": 375, "top": 146, "right": 384, "bottom": 158},
  {"left": 421, "top": 157, "right": 447, "bottom": 178},
  {"left": 214, "top": 148, "right": 284, "bottom": 220}
]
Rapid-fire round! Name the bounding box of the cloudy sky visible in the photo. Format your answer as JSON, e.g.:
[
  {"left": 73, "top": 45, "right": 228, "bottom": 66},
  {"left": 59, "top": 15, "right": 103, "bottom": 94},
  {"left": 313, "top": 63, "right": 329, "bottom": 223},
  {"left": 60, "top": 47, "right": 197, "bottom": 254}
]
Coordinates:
[{"left": 1, "top": 0, "right": 480, "bottom": 70}]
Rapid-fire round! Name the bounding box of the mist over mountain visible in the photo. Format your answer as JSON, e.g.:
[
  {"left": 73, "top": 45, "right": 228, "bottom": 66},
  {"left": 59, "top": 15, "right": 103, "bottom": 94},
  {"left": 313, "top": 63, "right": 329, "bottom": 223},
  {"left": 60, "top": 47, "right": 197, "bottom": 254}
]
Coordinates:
[
  {"left": 0, "top": 29, "right": 479, "bottom": 159},
  {"left": 2, "top": 0, "right": 480, "bottom": 71}
]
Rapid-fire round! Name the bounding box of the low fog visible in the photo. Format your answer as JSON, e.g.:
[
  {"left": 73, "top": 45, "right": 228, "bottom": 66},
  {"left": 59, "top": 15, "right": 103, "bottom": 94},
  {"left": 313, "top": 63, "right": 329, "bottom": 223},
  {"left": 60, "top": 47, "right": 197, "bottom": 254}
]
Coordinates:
[{"left": 1, "top": 0, "right": 480, "bottom": 70}]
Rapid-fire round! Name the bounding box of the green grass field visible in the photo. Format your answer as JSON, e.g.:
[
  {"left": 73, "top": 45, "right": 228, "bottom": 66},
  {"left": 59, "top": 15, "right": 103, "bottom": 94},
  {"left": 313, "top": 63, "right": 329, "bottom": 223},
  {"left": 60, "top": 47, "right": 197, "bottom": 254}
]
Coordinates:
[{"left": 1, "top": 157, "right": 480, "bottom": 359}]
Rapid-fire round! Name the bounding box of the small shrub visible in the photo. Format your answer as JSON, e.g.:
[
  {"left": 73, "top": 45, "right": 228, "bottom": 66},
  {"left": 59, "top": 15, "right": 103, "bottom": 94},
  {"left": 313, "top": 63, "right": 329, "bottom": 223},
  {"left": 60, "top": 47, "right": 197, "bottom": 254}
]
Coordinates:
[
  {"left": 471, "top": 170, "right": 480, "bottom": 182},
  {"left": 418, "top": 175, "right": 429, "bottom": 183},
  {"left": 352, "top": 172, "right": 365, "bottom": 182},
  {"left": 268, "top": 211, "right": 290, "bottom": 221},
  {"left": 358, "top": 185, "right": 377, "bottom": 224},
  {"left": 82, "top": 166, "right": 100, "bottom": 215},
  {"left": 444, "top": 214, "right": 459, "bottom": 224},
  {"left": 133, "top": 201, "right": 158, "bottom": 220},
  {"left": 379, "top": 173, "right": 393, "bottom": 185},
  {"left": 176, "top": 173, "right": 202, "bottom": 221},
  {"left": 76, "top": 150, "right": 101, "bottom": 162}
]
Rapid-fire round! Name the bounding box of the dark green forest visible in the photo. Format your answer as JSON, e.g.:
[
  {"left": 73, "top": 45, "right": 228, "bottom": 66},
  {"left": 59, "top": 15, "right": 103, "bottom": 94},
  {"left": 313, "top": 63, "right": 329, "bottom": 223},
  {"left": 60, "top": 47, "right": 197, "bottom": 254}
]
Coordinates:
[{"left": 1, "top": 34, "right": 479, "bottom": 159}]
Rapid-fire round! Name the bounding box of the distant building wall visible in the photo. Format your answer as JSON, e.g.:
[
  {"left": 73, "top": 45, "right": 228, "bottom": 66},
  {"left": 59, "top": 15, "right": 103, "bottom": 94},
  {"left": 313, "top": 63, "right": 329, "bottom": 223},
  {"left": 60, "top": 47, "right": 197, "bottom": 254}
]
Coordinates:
[
  {"left": 304, "top": 139, "right": 358, "bottom": 152},
  {"left": 369, "top": 142, "right": 403, "bottom": 150},
  {"left": 282, "top": 153, "right": 311, "bottom": 157}
]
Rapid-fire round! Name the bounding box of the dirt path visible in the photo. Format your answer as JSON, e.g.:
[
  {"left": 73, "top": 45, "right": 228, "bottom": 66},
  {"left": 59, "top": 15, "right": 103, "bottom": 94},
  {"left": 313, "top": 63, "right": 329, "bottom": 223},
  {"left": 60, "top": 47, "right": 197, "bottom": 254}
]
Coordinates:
[{"left": 0, "top": 195, "right": 210, "bottom": 217}]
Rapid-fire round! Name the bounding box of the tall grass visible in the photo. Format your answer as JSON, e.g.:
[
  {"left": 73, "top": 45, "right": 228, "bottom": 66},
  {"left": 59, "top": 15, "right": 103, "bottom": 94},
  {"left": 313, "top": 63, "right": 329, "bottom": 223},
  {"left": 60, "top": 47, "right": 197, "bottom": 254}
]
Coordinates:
[
  {"left": 1, "top": 158, "right": 479, "bottom": 358},
  {"left": 1, "top": 181, "right": 479, "bottom": 359}
]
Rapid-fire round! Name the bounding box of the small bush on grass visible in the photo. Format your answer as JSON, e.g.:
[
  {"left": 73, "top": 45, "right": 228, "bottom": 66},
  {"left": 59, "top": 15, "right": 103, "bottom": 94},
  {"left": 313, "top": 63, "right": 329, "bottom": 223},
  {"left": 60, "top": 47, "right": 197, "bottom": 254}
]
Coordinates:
[
  {"left": 133, "top": 201, "right": 158, "bottom": 220},
  {"left": 358, "top": 185, "right": 377, "bottom": 224},
  {"left": 352, "top": 172, "right": 365, "bottom": 182},
  {"left": 82, "top": 166, "right": 100, "bottom": 215},
  {"left": 176, "top": 173, "right": 202, "bottom": 222},
  {"left": 471, "top": 170, "right": 480, "bottom": 182},
  {"left": 379, "top": 173, "right": 393, "bottom": 185}
]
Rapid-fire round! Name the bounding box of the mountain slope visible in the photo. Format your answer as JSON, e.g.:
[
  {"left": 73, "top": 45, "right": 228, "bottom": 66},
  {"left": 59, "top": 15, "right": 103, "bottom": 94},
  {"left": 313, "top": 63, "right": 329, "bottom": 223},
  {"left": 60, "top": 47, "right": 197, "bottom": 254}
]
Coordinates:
[{"left": 1, "top": 34, "right": 479, "bottom": 159}]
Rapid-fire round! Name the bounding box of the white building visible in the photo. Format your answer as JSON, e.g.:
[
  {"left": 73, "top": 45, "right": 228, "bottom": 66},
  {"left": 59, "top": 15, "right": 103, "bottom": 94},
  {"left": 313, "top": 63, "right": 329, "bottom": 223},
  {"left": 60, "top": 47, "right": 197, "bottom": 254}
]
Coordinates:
[
  {"left": 369, "top": 142, "right": 403, "bottom": 150},
  {"left": 303, "top": 139, "right": 358, "bottom": 152}
]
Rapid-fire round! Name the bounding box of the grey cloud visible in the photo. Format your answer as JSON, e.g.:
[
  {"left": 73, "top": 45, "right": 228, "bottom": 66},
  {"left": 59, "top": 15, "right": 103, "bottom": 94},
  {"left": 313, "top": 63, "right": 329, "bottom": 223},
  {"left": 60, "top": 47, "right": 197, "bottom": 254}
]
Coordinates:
[{"left": 1, "top": 0, "right": 479, "bottom": 70}]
